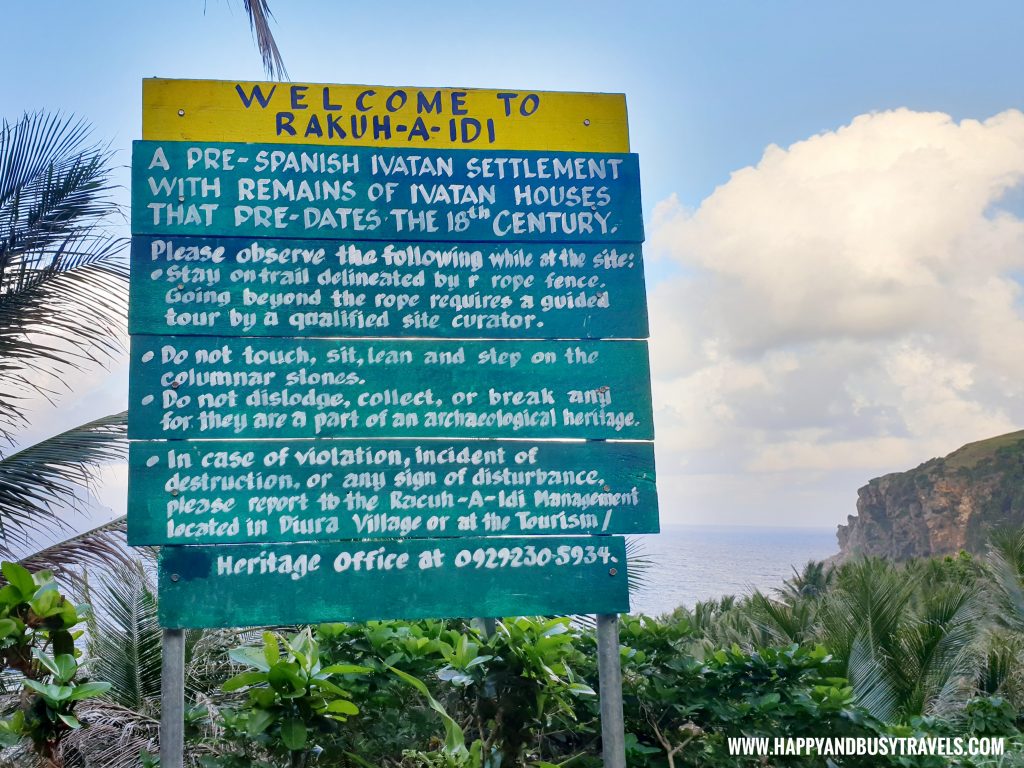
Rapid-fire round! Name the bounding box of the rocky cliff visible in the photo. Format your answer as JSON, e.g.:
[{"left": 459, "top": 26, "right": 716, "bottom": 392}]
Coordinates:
[{"left": 836, "top": 430, "right": 1024, "bottom": 561}]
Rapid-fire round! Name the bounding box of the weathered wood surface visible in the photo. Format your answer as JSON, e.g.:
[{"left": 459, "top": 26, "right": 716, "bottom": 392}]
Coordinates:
[
  {"left": 128, "top": 439, "right": 659, "bottom": 545},
  {"left": 131, "top": 141, "right": 644, "bottom": 243},
  {"left": 129, "top": 236, "right": 649, "bottom": 339},
  {"left": 143, "top": 79, "right": 630, "bottom": 152},
  {"left": 158, "top": 536, "right": 629, "bottom": 628},
  {"left": 128, "top": 337, "right": 654, "bottom": 440}
]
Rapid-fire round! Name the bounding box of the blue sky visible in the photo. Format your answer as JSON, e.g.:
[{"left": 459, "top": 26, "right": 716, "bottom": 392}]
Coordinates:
[
  {"left": 4, "top": 1, "right": 1024, "bottom": 533},
  {"left": 6, "top": 1, "right": 1020, "bottom": 211}
]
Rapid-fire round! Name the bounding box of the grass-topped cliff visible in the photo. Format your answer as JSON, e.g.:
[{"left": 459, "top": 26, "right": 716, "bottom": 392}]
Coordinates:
[{"left": 837, "top": 430, "right": 1024, "bottom": 560}]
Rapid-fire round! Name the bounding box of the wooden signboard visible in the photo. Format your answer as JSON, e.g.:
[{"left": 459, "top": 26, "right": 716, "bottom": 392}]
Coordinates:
[
  {"left": 129, "top": 79, "right": 656, "bottom": 635},
  {"left": 128, "top": 337, "right": 654, "bottom": 440},
  {"left": 143, "top": 79, "right": 630, "bottom": 152},
  {"left": 128, "top": 439, "right": 659, "bottom": 545},
  {"left": 131, "top": 141, "right": 643, "bottom": 242},
  {"left": 157, "top": 536, "right": 629, "bottom": 628},
  {"left": 129, "top": 236, "right": 649, "bottom": 338},
  {"left": 135, "top": 78, "right": 651, "bottom": 768}
]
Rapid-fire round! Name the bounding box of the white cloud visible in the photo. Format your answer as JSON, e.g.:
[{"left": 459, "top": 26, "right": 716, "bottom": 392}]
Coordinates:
[{"left": 649, "top": 109, "right": 1024, "bottom": 528}]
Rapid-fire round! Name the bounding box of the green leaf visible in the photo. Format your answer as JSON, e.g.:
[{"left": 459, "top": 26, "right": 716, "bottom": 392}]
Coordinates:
[
  {"left": 30, "top": 588, "right": 60, "bottom": 617},
  {"left": 24, "top": 679, "right": 73, "bottom": 703},
  {"left": 390, "top": 667, "right": 465, "bottom": 754},
  {"left": 280, "top": 717, "right": 307, "bottom": 751},
  {"left": 249, "top": 688, "right": 277, "bottom": 708},
  {"left": 223, "top": 671, "right": 268, "bottom": 692},
  {"left": 262, "top": 632, "right": 280, "bottom": 667},
  {"left": 228, "top": 646, "right": 271, "bottom": 672},
  {"left": 52, "top": 654, "right": 78, "bottom": 684},
  {"left": 324, "top": 699, "right": 359, "bottom": 716},
  {"left": 321, "top": 663, "right": 372, "bottom": 675},
  {"left": 58, "top": 713, "right": 82, "bottom": 729},
  {"left": 268, "top": 663, "right": 306, "bottom": 697},
  {"left": 246, "top": 708, "right": 275, "bottom": 736},
  {"left": 67, "top": 681, "right": 111, "bottom": 701},
  {"left": 35, "top": 649, "right": 60, "bottom": 677},
  {"left": 2, "top": 562, "right": 36, "bottom": 600},
  {"left": 309, "top": 677, "right": 346, "bottom": 696},
  {"left": 567, "top": 683, "right": 596, "bottom": 696}
]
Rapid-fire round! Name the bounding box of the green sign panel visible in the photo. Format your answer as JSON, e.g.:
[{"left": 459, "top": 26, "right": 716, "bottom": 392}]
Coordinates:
[
  {"left": 128, "top": 439, "right": 658, "bottom": 545},
  {"left": 128, "top": 80, "right": 656, "bottom": 629},
  {"left": 132, "top": 141, "right": 644, "bottom": 243},
  {"left": 128, "top": 337, "right": 653, "bottom": 440},
  {"left": 158, "top": 536, "right": 629, "bottom": 628},
  {"left": 129, "top": 236, "right": 649, "bottom": 339}
]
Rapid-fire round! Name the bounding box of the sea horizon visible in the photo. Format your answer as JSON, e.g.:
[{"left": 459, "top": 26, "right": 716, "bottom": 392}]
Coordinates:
[{"left": 627, "top": 523, "right": 838, "bottom": 617}]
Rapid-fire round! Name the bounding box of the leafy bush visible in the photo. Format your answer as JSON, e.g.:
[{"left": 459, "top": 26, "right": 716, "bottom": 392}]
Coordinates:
[{"left": 0, "top": 562, "right": 110, "bottom": 767}]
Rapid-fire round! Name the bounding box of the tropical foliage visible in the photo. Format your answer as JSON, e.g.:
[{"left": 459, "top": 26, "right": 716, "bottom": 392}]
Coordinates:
[
  {"left": 0, "top": 563, "right": 110, "bottom": 767},
  {"left": 5, "top": 536, "right": 1023, "bottom": 768},
  {"left": 0, "top": 110, "right": 128, "bottom": 572}
]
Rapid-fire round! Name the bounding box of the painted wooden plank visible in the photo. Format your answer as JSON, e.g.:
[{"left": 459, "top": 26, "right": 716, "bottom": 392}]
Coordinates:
[
  {"left": 131, "top": 141, "right": 643, "bottom": 243},
  {"left": 143, "top": 79, "right": 630, "bottom": 153},
  {"left": 128, "top": 439, "right": 658, "bottom": 546},
  {"left": 158, "top": 536, "right": 629, "bottom": 628},
  {"left": 129, "top": 236, "right": 650, "bottom": 339},
  {"left": 127, "top": 337, "right": 654, "bottom": 441}
]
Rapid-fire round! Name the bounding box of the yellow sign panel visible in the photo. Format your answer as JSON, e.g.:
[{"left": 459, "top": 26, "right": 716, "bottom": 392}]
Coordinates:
[{"left": 142, "top": 78, "right": 629, "bottom": 152}]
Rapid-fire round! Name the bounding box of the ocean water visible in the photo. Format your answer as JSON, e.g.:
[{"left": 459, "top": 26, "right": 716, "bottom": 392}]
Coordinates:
[{"left": 626, "top": 525, "right": 838, "bottom": 616}]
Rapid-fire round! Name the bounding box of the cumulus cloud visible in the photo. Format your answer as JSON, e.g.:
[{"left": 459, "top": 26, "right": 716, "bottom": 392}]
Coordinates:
[{"left": 649, "top": 109, "right": 1024, "bottom": 527}]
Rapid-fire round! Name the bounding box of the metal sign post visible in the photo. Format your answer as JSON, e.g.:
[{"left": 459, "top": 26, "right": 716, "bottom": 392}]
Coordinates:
[
  {"left": 160, "top": 628, "right": 185, "bottom": 768},
  {"left": 597, "top": 613, "right": 626, "bottom": 768}
]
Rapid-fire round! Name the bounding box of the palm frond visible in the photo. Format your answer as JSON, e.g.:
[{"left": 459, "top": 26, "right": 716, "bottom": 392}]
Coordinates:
[
  {"left": 847, "top": 630, "right": 900, "bottom": 722},
  {"left": 903, "top": 584, "right": 985, "bottom": 718},
  {"left": 987, "top": 529, "right": 1024, "bottom": 633},
  {"left": 625, "top": 535, "right": 652, "bottom": 595},
  {"left": 59, "top": 699, "right": 158, "bottom": 768},
  {"left": 774, "top": 559, "right": 836, "bottom": 602},
  {"left": 0, "top": 114, "right": 118, "bottom": 262},
  {"left": 238, "top": 0, "right": 288, "bottom": 80},
  {"left": 17, "top": 516, "right": 130, "bottom": 582},
  {"left": 86, "top": 559, "right": 162, "bottom": 711},
  {"left": 0, "top": 411, "right": 126, "bottom": 552},
  {"left": 746, "top": 590, "right": 818, "bottom": 645},
  {"left": 0, "top": 112, "right": 126, "bottom": 441}
]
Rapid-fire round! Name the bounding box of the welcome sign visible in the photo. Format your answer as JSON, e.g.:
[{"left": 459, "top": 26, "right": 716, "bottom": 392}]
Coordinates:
[{"left": 127, "top": 78, "right": 657, "bottom": 629}]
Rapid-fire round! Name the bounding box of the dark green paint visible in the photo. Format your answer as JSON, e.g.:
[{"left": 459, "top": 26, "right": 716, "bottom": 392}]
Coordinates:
[
  {"left": 158, "top": 536, "right": 629, "bottom": 628},
  {"left": 128, "top": 337, "right": 654, "bottom": 440},
  {"left": 128, "top": 439, "right": 658, "bottom": 545},
  {"left": 129, "top": 236, "right": 650, "bottom": 339},
  {"left": 132, "top": 141, "right": 644, "bottom": 243}
]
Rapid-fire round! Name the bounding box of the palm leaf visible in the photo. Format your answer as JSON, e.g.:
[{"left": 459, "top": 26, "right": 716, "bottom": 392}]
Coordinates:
[
  {"left": 85, "top": 560, "right": 162, "bottom": 711},
  {"left": 59, "top": 699, "right": 159, "bottom": 768},
  {"left": 746, "top": 590, "right": 817, "bottom": 645},
  {"left": 18, "top": 516, "right": 130, "bottom": 582},
  {"left": 0, "top": 112, "right": 126, "bottom": 442},
  {"left": 238, "top": 0, "right": 288, "bottom": 80},
  {"left": 902, "top": 583, "right": 985, "bottom": 718},
  {"left": 847, "top": 630, "right": 900, "bottom": 722},
  {"left": 987, "top": 528, "right": 1024, "bottom": 633},
  {"left": 0, "top": 411, "right": 126, "bottom": 553}
]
